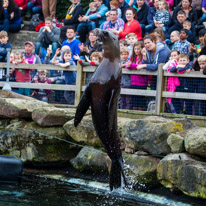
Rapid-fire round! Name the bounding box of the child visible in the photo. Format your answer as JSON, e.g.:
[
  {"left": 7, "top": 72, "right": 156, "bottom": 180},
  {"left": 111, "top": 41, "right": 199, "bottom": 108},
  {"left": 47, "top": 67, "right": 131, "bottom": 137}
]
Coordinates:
[
  {"left": 170, "top": 53, "right": 193, "bottom": 114},
  {"left": 32, "top": 70, "right": 52, "bottom": 102},
  {"left": 87, "top": 2, "right": 99, "bottom": 30},
  {"left": 119, "top": 47, "right": 130, "bottom": 110},
  {"left": 183, "top": 20, "right": 192, "bottom": 38},
  {"left": 173, "top": 29, "right": 191, "bottom": 54},
  {"left": 13, "top": 52, "right": 31, "bottom": 96},
  {"left": 126, "top": 33, "right": 138, "bottom": 58},
  {"left": 52, "top": 49, "right": 76, "bottom": 104},
  {"left": 119, "top": 40, "right": 127, "bottom": 50},
  {"left": 196, "top": 55, "right": 206, "bottom": 116},
  {"left": 74, "top": 52, "right": 103, "bottom": 85},
  {"left": 0, "top": 31, "right": 12, "bottom": 79},
  {"left": 105, "top": 0, "right": 122, "bottom": 18},
  {"left": 163, "top": 50, "right": 180, "bottom": 113},
  {"left": 154, "top": 0, "right": 170, "bottom": 32},
  {"left": 126, "top": 41, "right": 148, "bottom": 110}
]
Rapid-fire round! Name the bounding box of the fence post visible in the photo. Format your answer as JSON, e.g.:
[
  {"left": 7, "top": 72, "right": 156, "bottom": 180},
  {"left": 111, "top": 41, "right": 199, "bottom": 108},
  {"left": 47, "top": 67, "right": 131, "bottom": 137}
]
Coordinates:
[
  {"left": 74, "top": 62, "right": 83, "bottom": 107},
  {"left": 155, "top": 64, "right": 164, "bottom": 115}
]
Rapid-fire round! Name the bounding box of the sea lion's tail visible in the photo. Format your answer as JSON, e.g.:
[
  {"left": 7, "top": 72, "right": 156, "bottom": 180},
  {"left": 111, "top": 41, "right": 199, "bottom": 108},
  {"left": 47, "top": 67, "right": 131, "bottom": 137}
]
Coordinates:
[{"left": 110, "top": 157, "right": 127, "bottom": 191}]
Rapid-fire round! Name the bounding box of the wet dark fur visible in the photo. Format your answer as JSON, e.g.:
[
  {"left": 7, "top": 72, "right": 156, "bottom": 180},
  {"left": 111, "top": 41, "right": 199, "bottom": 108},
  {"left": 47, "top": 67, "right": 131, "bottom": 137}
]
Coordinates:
[{"left": 74, "top": 29, "right": 127, "bottom": 191}]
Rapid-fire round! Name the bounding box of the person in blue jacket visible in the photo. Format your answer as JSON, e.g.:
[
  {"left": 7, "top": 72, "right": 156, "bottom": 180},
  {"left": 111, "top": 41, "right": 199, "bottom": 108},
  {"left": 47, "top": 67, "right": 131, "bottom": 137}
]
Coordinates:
[
  {"left": 0, "top": 0, "right": 22, "bottom": 33},
  {"left": 0, "top": 30, "right": 12, "bottom": 62},
  {"left": 136, "top": 34, "right": 170, "bottom": 89}
]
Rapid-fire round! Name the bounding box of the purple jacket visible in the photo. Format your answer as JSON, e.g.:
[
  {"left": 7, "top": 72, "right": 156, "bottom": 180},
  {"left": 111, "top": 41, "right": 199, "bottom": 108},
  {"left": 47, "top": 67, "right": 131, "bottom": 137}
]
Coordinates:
[{"left": 126, "top": 57, "right": 148, "bottom": 86}]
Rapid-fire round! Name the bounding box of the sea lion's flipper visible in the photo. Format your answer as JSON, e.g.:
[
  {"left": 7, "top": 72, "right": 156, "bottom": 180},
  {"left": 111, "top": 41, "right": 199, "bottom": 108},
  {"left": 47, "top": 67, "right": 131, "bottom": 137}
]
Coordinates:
[
  {"left": 74, "top": 87, "right": 91, "bottom": 127},
  {"left": 110, "top": 157, "right": 127, "bottom": 191}
]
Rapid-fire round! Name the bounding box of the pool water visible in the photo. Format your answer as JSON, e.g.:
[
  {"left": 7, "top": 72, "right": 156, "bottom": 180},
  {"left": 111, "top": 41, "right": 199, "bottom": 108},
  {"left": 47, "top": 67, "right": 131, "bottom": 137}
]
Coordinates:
[{"left": 0, "top": 175, "right": 204, "bottom": 206}]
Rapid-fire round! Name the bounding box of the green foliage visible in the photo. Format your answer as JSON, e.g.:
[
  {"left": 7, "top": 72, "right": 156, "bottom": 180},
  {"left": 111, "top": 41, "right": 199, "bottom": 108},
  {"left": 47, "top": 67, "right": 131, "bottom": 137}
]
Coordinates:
[{"left": 56, "top": 0, "right": 90, "bottom": 21}]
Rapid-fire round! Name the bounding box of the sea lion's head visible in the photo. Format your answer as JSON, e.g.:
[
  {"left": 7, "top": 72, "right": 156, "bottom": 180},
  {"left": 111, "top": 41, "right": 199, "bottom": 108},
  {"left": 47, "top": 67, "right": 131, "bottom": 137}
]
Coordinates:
[{"left": 93, "top": 29, "right": 120, "bottom": 62}]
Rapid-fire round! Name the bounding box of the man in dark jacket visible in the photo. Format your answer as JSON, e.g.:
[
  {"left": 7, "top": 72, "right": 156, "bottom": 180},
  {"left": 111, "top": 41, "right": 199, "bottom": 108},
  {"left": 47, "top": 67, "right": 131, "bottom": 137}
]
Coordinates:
[
  {"left": 35, "top": 17, "right": 60, "bottom": 58},
  {"left": 166, "top": 10, "right": 196, "bottom": 44},
  {"left": 133, "top": 0, "right": 149, "bottom": 35}
]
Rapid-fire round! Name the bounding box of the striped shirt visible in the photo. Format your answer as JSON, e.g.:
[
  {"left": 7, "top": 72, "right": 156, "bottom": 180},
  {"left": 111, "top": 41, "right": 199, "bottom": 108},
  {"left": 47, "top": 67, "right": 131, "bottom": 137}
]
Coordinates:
[{"left": 103, "top": 18, "right": 125, "bottom": 31}]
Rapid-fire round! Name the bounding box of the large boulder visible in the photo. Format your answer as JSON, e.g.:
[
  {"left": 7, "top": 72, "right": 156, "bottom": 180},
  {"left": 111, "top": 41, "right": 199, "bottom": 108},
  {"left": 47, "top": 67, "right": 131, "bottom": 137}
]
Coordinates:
[
  {"left": 63, "top": 116, "right": 102, "bottom": 147},
  {"left": 121, "top": 117, "right": 176, "bottom": 155},
  {"left": 0, "top": 98, "right": 53, "bottom": 119},
  {"left": 167, "top": 134, "right": 184, "bottom": 153},
  {"left": 184, "top": 128, "right": 206, "bottom": 158},
  {"left": 0, "top": 119, "right": 79, "bottom": 163},
  {"left": 123, "top": 153, "right": 160, "bottom": 187},
  {"left": 157, "top": 153, "right": 206, "bottom": 199},
  {"left": 70, "top": 146, "right": 108, "bottom": 172},
  {"left": 32, "top": 107, "right": 76, "bottom": 126}
]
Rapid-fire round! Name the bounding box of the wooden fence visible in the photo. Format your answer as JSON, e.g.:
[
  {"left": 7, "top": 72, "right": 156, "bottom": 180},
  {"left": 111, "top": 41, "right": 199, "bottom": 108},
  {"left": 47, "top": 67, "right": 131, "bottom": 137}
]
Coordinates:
[{"left": 0, "top": 62, "right": 206, "bottom": 119}]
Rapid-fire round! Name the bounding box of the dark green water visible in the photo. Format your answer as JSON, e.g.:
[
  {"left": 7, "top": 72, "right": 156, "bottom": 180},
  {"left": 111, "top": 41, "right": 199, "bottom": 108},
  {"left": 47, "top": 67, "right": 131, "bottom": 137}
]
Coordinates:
[
  {"left": 0, "top": 176, "right": 152, "bottom": 206},
  {"left": 0, "top": 175, "right": 204, "bottom": 206}
]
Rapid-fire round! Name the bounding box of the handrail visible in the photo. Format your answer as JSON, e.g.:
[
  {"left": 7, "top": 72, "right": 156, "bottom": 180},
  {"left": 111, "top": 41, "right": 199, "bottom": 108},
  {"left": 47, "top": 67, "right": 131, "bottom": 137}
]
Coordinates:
[{"left": 0, "top": 62, "right": 206, "bottom": 118}]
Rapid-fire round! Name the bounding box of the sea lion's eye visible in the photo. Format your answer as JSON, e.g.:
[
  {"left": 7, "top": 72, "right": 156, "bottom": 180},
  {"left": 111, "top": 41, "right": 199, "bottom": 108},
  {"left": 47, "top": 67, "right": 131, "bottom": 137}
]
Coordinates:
[{"left": 103, "top": 31, "right": 109, "bottom": 36}]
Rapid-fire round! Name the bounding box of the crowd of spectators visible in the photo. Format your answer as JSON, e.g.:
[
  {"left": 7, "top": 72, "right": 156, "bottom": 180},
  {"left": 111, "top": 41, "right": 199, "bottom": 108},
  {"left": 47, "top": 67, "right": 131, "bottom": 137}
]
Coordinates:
[{"left": 0, "top": 0, "right": 206, "bottom": 115}]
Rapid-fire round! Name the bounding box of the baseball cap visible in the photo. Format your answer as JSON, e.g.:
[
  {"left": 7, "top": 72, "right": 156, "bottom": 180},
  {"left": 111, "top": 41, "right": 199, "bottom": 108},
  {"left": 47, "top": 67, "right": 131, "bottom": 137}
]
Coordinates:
[{"left": 24, "top": 41, "right": 35, "bottom": 48}]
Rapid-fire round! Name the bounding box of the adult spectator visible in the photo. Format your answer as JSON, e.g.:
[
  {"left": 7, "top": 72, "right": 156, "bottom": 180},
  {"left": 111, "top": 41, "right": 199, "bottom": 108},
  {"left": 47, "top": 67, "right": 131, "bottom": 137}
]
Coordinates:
[
  {"left": 42, "top": 0, "right": 57, "bottom": 20},
  {"left": 77, "top": 0, "right": 108, "bottom": 43},
  {"left": 24, "top": 41, "right": 41, "bottom": 79},
  {"left": 167, "top": 30, "right": 180, "bottom": 49},
  {"left": 145, "top": 0, "right": 159, "bottom": 34},
  {"left": 35, "top": 17, "right": 60, "bottom": 58},
  {"left": 103, "top": 9, "right": 124, "bottom": 32},
  {"left": 0, "top": 0, "right": 22, "bottom": 33},
  {"left": 118, "top": 0, "right": 130, "bottom": 22},
  {"left": 78, "top": 30, "right": 103, "bottom": 59},
  {"left": 109, "top": 7, "right": 142, "bottom": 40},
  {"left": 62, "top": 26, "right": 81, "bottom": 59},
  {"left": 27, "top": 0, "right": 42, "bottom": 18},
  {"left": 60, "top": 0, "right": 84, "bottom": 42},
  {"left": 166, "top": 10, "right": 196, "bottom": 43},
  {"left": 172, "top": 0, "right": 197, "bottom": 25},
  {"left": 14, "top": 0, "right": 28, "bottom": 16},
  {"left": 133, "top": 0, "right": 149, "bottom": 35},
  {"left": 137, "top": 34, "right": 170, "bottom": 71}
]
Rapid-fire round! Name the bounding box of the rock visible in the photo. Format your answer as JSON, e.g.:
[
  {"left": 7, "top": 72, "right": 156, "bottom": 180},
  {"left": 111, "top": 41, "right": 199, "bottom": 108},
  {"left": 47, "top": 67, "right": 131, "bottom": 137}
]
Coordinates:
[
  {"left": 173, "top": 118, "right": 196, "bottom": 130},
  {"left": 125, "top": 146, "right": 134, "bottom": 153},
  {"left": 167, "top": 134, "right": 184, "bottom": 153},
  {"left": 0, "top": 98, "right": 53, "bottom": 119},
  {"left": 184, "top": 128, "right": 206, "bottom": 158},
  {"left": 121, "top": 117, "right": 175, "bottom": 155},
  {"left": 157, "top": 153, "right": 206, "bottom": 199},
  {"left": 63, "top": 116, "right": 102, "bottom": 147},
  {"left": 0, "top": 90, "right": 36, "bottom": 100},
  {"left": 70, "top": 146, "right": 108, "bottom": 172},
  {"left": 32, "top": 107, "right": 76, "bottom": 126},
  {"left": 123, "top": 153, "right": 160, "bottom": 187},
  {"left": 0, "top": 119, "right": 79, "bottom": 163}
]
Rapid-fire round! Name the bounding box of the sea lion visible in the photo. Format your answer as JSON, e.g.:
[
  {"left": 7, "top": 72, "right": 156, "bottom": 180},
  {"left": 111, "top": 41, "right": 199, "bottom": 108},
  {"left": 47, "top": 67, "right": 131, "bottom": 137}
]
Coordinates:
[{"left": 74, "top": 29, "right": 127, "bottom": 191}]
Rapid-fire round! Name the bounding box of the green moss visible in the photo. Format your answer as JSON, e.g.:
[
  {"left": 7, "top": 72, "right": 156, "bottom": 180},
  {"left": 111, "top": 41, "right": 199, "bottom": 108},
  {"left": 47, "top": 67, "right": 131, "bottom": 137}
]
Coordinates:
[{"left": 171, "top": 122, "right": 184, "bottom": 133}]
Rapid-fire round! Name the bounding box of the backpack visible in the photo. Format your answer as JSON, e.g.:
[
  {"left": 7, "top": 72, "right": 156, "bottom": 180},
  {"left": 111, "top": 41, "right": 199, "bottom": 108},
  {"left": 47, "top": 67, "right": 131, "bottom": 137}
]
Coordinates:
[{"left": 29, "top": 14, "right": 43, "bottom": 31}]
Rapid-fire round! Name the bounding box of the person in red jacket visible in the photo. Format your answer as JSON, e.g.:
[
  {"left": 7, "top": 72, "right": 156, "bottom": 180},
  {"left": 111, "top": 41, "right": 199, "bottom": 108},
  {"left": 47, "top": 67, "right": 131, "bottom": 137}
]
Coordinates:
[
  {"left": 109, "top": 7, "right": 142, "bottom": 41},
  {"left": 14, "top": 0, "right": 28, "bottom": 16}
]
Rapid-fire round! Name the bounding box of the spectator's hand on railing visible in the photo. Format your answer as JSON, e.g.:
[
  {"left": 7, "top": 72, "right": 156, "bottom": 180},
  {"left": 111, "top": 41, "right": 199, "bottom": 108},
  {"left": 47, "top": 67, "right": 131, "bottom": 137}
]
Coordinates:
[
  {"left": 126, "top": 60, "right": 131, "bottom": 68},
  {"left": 137, "top": 64, "right": 146, "bottom": 70},
  {"left": 85, "top": 55, "right": 91, "bottom": 63},
  {"left": 32, "top": 77, "right": 38, "bottom": 82},
  {"left": 48, "top": 77, "right": 55, "bottom": 82}
]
